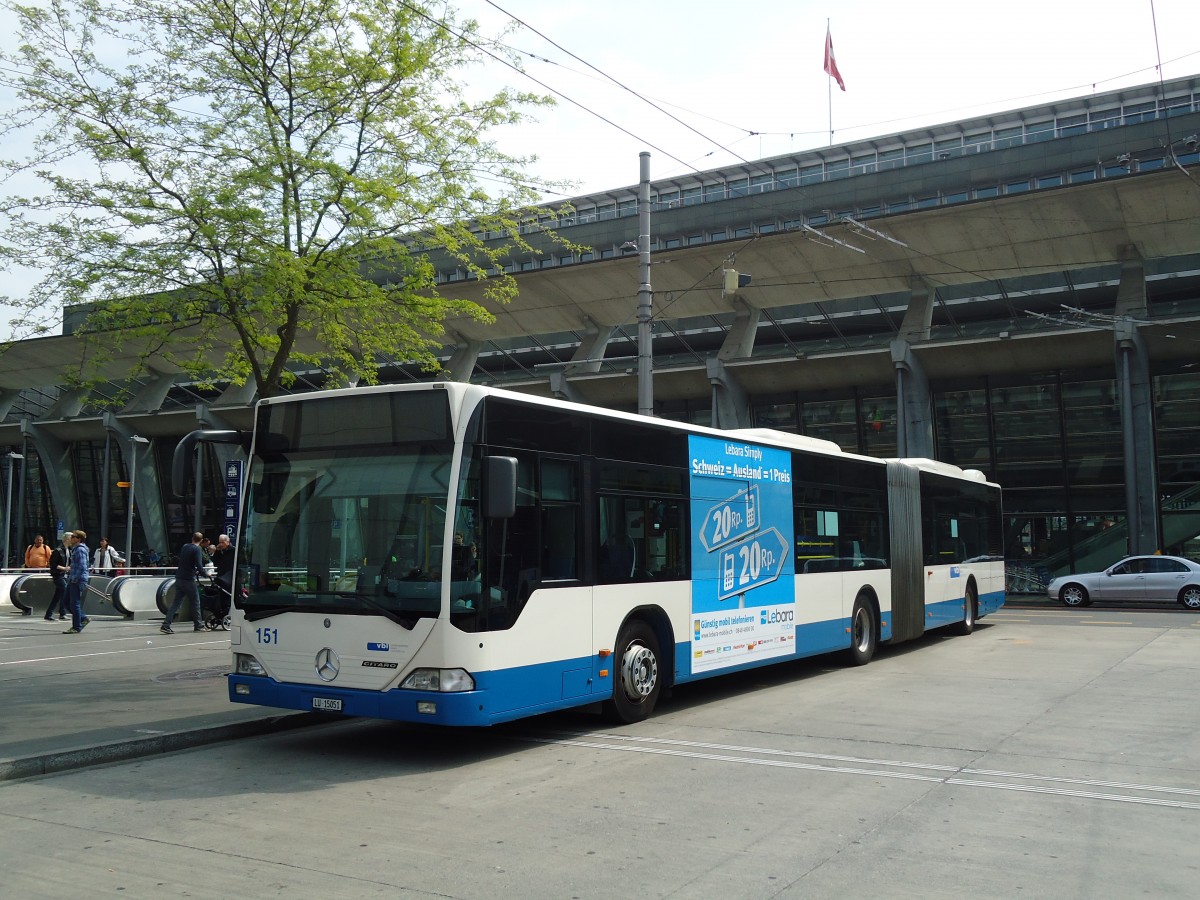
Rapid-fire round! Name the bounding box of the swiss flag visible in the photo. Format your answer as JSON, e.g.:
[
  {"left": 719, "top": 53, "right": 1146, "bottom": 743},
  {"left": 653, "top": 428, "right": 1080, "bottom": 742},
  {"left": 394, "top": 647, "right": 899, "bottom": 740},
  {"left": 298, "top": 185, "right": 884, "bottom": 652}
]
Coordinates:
[{"left": 824, "top": 26, "right": 846, "bottom": 91}]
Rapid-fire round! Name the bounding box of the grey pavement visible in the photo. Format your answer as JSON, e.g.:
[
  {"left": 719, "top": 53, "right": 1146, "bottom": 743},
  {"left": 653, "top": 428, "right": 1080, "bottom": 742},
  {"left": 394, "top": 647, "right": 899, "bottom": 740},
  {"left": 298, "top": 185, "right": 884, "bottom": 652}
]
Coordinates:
[
  {"left": 0, "top": 609, "right": 318, "bottom": 782},
  {"left": 0, "top": 594, "right": 1056, "bottom": 783}
]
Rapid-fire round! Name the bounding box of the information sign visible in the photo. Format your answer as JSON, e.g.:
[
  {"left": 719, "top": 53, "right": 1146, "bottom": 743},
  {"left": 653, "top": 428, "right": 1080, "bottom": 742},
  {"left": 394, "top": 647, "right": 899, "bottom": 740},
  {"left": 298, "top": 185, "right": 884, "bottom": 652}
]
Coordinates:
[{"left": 223, "top": 459, "right": 243, "bottom": 538}]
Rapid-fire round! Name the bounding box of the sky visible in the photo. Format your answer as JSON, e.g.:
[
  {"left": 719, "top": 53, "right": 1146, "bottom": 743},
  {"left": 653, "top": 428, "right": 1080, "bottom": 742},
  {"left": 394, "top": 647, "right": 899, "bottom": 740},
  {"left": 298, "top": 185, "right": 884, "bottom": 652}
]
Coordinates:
[
  {"left": 467, "top": 0, "right": 1200, "bottom": 193},
  {"left": 2, "top": 0, "right": 1199, "bottom": 336}
]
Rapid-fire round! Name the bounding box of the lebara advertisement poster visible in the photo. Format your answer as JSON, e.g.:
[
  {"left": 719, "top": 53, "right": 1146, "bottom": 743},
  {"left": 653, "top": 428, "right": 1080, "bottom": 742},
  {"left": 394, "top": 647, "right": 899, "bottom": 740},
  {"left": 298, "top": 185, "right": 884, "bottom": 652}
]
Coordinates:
[{"left": 689, "top": 435, "right": 795, "bottom": 674}]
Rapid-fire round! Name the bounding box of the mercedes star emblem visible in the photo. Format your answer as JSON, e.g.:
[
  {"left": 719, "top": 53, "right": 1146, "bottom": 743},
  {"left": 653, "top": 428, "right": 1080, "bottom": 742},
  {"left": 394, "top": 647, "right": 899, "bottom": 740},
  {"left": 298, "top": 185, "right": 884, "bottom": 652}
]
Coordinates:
[{"left": 314, "top": 647, "right": 341, "bottom": 682}]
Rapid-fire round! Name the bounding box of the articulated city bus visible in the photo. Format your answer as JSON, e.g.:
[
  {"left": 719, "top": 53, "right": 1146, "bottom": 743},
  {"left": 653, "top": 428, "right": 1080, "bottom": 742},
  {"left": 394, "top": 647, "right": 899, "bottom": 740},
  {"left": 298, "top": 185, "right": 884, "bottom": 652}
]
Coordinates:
[{"left": 188, "top": 382, "right": 1003, "bottom": 726}]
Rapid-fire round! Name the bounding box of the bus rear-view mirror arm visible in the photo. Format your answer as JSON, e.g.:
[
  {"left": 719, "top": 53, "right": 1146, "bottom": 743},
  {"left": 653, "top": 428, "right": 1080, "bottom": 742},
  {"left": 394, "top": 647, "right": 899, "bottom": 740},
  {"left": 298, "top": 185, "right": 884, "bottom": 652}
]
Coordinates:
[{"left": 170, "top": 429, "right": 248, "bottom": 499}]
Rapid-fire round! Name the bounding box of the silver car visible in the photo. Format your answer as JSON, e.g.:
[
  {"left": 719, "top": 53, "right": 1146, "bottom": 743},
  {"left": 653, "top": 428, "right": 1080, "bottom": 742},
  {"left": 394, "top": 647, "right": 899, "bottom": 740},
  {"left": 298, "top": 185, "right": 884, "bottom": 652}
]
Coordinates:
[{"left": 1047, "top": 555, "right": 1200, "bottom": 609}]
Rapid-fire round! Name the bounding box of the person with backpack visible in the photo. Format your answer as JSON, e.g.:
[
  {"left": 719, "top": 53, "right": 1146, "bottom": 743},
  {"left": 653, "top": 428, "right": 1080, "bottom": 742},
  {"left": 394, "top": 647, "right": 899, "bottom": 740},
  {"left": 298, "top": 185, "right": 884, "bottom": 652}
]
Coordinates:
[{"left": 24, "top": 534, "right": 52, "bottom": 569}]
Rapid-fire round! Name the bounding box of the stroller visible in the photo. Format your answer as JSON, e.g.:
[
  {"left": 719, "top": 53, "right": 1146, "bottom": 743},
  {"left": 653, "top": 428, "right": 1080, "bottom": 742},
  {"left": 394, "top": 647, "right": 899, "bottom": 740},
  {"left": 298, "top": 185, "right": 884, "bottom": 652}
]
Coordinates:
[{"left": 200, "top": 576, "right": 232, "bottom": 631}]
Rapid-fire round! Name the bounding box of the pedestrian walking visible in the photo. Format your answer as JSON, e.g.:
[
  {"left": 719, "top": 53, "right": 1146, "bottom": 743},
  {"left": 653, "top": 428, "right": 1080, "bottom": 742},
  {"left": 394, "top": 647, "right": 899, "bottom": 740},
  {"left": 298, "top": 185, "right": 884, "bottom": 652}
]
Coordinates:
[
  {"left": 63, "top": 530, "right": 91, "bottom": 634},
  {"left": 44, "top": 534, "right": 70, "bottom": 621},
  {"left": 211, "top": 533, "right": 235, "bottom": 590},
  {"left": 161, "top": 532, "right": 206, "bottom": 635},
  {"left": 91, "top": 537, "right": 125, "bottom": 577},
  {"left": 24, "top": 534, "right": 52, "bottom": 569}
]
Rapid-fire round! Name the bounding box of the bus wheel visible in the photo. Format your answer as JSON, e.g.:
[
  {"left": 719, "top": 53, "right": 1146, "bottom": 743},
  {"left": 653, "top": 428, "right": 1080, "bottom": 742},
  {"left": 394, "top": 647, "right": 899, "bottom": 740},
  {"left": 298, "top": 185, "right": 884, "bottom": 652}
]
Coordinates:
[
  {"left": 953, "top": 583, "right": 978, "bottom": 636},
  {"left": 603, "top": 620, "right": 662, "bottom": 724},
  {"left": 845, "top": 595, "right": 877, "bottom": 667}
]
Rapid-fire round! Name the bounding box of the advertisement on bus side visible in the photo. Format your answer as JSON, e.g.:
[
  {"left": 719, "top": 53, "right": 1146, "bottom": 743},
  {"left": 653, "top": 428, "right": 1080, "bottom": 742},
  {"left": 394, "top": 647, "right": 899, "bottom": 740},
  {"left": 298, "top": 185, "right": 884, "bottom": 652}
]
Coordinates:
[{"left": 688, "top": 435, "right": 796, "bottom": 673}]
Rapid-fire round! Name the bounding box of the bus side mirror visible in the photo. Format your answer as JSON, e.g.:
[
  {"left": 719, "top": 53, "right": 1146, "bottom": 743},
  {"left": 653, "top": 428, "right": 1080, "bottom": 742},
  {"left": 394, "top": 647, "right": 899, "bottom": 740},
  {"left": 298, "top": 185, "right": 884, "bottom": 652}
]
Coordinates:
[
  {"left": 483, "top": 456, "right": 517, "bottom": 519},
  {"left": 250, "top": 433, "right": 290, "bottom": 514},
  {"left": 252, "top": 470, "right": 287, "bottom": 514}
]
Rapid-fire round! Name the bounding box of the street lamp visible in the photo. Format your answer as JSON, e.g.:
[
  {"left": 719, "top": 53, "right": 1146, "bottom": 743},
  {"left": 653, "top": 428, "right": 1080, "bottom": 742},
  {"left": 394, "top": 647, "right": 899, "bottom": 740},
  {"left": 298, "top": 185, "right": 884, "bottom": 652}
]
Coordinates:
[
  {"left": 4, "top": 451, "right": 24, "bottom": 571},
  {"left": 125, "top": 436, "right": 150, "bottom": 563}
]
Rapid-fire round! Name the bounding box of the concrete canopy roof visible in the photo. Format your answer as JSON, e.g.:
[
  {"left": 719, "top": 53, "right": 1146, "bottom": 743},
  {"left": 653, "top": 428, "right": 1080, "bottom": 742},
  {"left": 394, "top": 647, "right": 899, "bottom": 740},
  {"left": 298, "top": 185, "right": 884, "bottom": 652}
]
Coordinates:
[
  {"left": 0, "top": 166, "right": 1196, "bottom": 398},
  {"left": 439, "top": 169, "right": 1200, "bottom": 342}
]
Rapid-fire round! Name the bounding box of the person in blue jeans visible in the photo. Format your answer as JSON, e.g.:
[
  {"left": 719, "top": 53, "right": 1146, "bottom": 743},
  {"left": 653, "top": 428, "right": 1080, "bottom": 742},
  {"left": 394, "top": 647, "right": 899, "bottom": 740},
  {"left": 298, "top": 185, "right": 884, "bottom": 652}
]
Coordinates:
[
  {"left": 63, "top": 530, "right": 91, "bottom": 634},
  {"left": 161, "top": 532, "right": 206, "bottom": 634}
]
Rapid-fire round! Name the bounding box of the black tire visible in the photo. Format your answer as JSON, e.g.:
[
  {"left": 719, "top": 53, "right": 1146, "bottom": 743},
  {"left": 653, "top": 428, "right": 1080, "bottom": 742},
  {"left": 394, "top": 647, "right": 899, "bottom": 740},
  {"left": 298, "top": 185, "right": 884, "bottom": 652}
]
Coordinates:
[
  {"left": 1179, "top": 585, "right": 1200, "bottom": 610},
  {"left": 1060, "top": 583, "right": 1089, "bottom": 607},
  {"left": 845, "top": 594, "right": 877, "bottom": 667},
  {"left": 603, "top": 620, "right": 662, "bottom": 724},
  {"left": 953, "top": 582, "right": 978, "bottom": 636}
]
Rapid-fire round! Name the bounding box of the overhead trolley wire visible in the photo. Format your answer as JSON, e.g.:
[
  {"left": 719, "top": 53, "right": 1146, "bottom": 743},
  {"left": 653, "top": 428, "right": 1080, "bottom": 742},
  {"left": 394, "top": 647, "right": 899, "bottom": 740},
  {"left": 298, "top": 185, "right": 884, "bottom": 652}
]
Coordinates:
[
  {"left": 485, "top": 0, "right": 755, "bottom": 168},
  {"left": 396, "top": 0, "right": 702, "bottom": 176}
]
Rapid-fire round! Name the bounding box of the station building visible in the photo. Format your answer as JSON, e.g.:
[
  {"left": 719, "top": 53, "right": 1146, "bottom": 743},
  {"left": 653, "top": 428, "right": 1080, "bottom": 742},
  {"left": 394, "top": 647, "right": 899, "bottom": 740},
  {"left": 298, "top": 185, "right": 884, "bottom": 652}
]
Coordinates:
[{"left": 2, "top": 74, "right": 1199, "bottom": 590}]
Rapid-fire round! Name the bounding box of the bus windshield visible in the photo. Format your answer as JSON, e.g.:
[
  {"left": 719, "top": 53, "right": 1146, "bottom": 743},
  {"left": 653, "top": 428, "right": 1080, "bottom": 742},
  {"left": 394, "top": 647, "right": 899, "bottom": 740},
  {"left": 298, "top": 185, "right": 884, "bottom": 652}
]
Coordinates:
[{"left": 237, "top": 390, "right": 454, "bottom": 627}]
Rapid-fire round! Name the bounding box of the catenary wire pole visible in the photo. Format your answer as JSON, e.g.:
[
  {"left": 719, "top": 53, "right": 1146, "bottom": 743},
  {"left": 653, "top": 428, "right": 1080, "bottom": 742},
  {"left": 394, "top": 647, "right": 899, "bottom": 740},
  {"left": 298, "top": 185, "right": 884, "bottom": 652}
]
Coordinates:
[{"left": 637, "top": 151, "right": 654, "bottom": 417}]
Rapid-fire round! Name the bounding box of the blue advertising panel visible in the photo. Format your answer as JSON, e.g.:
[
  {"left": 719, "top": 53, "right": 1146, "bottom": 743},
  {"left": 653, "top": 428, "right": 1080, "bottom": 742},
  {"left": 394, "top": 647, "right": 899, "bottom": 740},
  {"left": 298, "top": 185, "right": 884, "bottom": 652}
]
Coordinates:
[
  {"left": 689, "top": 435, "right": 795, "bottom": 674},
  {"left": 223, "top": 459, "right": 243, "bottom": 538}
]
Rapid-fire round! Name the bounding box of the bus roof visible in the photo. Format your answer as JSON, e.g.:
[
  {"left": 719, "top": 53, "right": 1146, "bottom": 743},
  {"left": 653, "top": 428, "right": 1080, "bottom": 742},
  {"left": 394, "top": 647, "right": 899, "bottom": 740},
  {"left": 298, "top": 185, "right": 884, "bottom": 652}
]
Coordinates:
[
  {"left": 258, "top": 383, "right": 996, "bottom": 486},
  {"left": 725, "top": 428, "right": 843, "bottom": 456},
  {"left": 891, "top": 457, "right": 992, "bottom": 484}
]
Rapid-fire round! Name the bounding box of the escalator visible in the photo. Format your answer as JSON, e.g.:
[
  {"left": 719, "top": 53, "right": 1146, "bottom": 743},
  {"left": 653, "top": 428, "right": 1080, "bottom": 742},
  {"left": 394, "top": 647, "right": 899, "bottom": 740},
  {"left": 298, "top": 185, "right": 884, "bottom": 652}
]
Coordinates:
[
  {"left": 1006, "top": 481, "right": 1200, "bottom": 594},
  {"left": 1040, "top": 481, "right": 1200, "bottom": 578}
]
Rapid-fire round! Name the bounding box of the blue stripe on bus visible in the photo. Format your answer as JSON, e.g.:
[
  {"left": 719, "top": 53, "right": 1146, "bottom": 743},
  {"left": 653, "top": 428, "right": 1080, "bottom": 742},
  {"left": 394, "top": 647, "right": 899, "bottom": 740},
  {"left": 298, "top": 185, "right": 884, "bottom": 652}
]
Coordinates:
[
  {"left": 229, "top": 593, "right": 1004, "bottom": 727},
  {"left": 924, "top": 589, "right": 1006, "bottom": 631},
  {"left": 979, "top": 588, "right": 1006, "bottom": 616},
  {"left": 229, "top": 664, "right": 604, "bottom": 727}
]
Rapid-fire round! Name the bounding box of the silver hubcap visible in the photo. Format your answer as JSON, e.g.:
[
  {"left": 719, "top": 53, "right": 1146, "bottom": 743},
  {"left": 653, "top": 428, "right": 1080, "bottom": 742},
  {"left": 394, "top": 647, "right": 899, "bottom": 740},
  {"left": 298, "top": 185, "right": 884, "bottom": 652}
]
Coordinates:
[
  {"left": 853, "top": 608, "right": 871, "bottom": 652},
  {"left": 1064, "top": 587, "right": 1083, "bottom": 605},
  {"left": 1183, "top": 590, "right": 1200, "bottom": 609},
  {"left": 621, "top": 642, "right": 657, "bottom": 701}
]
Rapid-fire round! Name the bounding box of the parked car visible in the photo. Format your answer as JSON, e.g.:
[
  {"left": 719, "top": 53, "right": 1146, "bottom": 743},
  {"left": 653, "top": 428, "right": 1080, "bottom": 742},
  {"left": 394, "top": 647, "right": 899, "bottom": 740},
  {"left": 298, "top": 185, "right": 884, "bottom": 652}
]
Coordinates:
[{"left": 1047, "top": 555, "right": 1200, "bottom": 609}]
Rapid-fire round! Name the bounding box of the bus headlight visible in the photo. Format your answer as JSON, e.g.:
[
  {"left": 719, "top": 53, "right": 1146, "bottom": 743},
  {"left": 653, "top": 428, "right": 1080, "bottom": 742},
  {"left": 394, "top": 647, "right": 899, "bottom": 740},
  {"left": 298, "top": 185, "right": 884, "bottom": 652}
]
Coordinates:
[
  {"left": 400, "top": 668, "right": 475, "bottom": 692},
  {"left": 235, "top": 653, "right": 266, "bottom": 676}
]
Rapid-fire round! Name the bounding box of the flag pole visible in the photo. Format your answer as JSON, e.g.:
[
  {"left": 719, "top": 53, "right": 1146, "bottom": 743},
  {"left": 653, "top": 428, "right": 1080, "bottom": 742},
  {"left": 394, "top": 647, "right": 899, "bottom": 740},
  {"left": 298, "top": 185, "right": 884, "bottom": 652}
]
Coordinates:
[{"left": 827, "top": 18, "right": 833, "bottom": 146}]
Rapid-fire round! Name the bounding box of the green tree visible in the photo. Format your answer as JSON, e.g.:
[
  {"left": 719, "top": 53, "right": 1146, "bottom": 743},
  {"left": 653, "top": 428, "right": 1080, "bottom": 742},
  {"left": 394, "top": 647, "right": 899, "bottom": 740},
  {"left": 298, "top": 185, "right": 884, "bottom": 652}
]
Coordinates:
[{"left": 0, "top": 0, "right": 566, "bottom": 396}]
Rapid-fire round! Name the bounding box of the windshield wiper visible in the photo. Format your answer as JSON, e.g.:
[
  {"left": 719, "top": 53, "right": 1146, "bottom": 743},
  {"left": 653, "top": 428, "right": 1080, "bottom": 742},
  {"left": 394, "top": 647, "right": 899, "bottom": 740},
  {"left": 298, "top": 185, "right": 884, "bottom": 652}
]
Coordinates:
[
  {"left": 243, "top": 607, "right": 289, "bottom": 622},
  {"left": 354, "top": 590, "right": 421, "bottom": 630},
  {"left": 240, "top": 589, "right": 424, "bottom": 629}
]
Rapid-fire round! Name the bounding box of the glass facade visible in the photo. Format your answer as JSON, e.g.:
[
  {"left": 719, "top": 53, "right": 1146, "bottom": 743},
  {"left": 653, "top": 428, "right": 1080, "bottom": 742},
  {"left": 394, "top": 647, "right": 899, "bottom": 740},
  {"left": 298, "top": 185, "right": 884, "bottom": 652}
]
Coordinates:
[{"left": 751, "top": 366, "right": 1200, "bottom": 594}]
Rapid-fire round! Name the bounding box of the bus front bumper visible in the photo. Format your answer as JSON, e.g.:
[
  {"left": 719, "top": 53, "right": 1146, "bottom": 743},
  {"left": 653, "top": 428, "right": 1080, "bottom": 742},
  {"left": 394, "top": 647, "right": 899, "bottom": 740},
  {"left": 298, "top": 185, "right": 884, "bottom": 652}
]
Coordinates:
[{"left": 228, "top": 675, "right": 491, "bottom": 726}]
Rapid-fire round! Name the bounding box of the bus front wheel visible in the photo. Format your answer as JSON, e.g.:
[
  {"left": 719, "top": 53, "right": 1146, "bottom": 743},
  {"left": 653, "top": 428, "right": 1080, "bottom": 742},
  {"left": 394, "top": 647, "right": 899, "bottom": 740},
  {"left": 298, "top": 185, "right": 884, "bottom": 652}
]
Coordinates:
[
  {"left": 603, "top": 620, "right": 662, "bottom": 724},
  {"left": 845, "top": 595, "right": 877, "bottom": 667}
]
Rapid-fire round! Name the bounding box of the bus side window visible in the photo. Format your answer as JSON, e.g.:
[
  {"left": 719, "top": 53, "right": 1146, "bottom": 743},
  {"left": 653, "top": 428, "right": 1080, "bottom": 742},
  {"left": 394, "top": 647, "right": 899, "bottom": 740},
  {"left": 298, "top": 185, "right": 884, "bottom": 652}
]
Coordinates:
[
  {"left": 599, "top": 521, "right": 636, "bottom": 580},
  {"left": 541, "top": 458, "right": 580, "bottom": 580}
]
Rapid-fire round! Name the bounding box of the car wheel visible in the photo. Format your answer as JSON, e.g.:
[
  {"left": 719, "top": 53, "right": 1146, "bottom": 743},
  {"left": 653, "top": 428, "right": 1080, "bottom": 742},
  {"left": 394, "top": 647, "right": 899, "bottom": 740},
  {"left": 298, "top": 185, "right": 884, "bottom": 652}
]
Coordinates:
[
  {"left": 1060, "top": 583, "right": 1089, "bottom": 607},
  {"left": 1179, "top": 586, "right": 1200, "bottom": 610}
]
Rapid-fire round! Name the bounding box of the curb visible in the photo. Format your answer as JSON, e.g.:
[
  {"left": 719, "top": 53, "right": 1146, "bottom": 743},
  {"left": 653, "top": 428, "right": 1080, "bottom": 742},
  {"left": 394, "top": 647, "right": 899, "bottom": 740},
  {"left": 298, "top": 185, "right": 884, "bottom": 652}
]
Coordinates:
[{"left": 0, "top": 712, "right": 326, "bottom": 783}]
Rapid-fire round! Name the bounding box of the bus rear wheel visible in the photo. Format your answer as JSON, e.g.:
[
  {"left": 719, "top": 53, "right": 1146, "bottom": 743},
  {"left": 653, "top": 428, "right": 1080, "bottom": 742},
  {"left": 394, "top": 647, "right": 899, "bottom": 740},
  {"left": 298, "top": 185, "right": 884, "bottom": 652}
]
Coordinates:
[
  {"left": 603, "top": 620, "right": 662, "bottom": 724},
  {"left": 845, "top": 595, "right": 877, "bottom": 667},
  {"left": 953, "top": 582, "right": 978, "bottom": 636}
]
